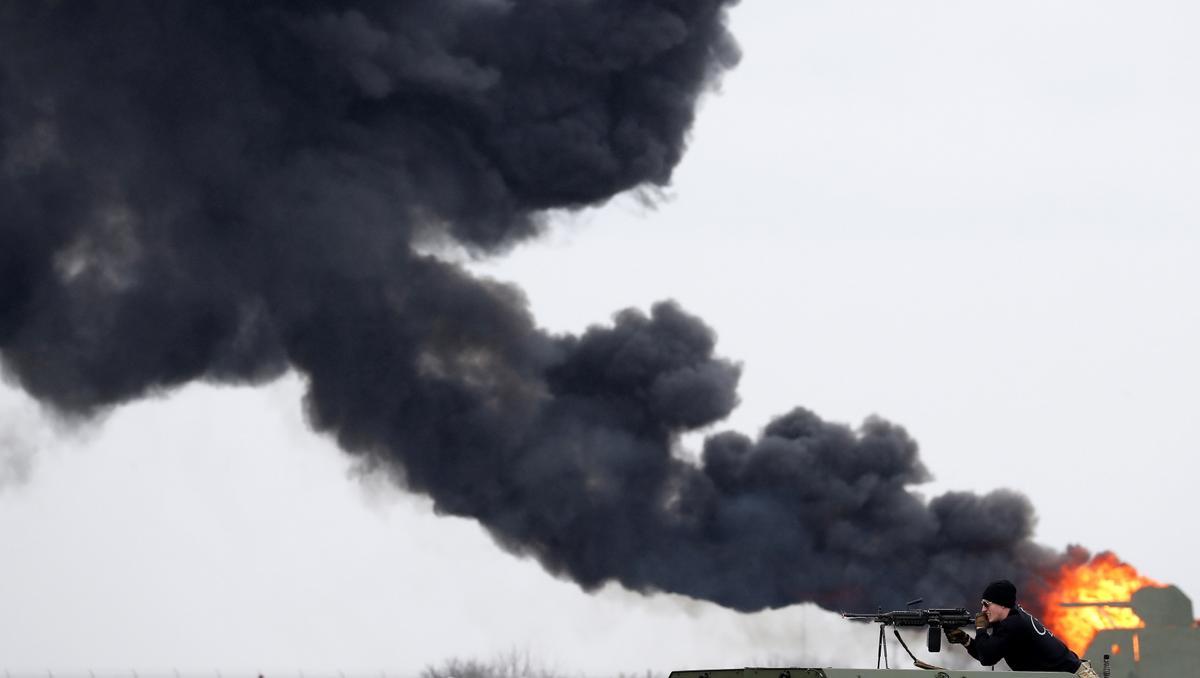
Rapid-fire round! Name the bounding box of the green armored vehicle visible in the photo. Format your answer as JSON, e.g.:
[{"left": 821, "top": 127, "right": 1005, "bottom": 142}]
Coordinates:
[
  {"left": 669, "top": 668, "right": 1071, "bottom": 678},
  {"left": 1063, "top": 585, "right": 1200, "bottom": 677}
]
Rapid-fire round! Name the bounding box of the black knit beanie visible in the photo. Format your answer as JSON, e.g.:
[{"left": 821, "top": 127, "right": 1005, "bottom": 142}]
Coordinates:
[{"left": 982, "top": 579, "right": 1017, "bottom": 609}]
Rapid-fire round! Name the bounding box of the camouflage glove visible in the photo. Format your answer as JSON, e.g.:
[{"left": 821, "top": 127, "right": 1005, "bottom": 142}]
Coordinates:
[
  {"left": 945, "top": 627, "right": 970, "bottom": 645},
  {"left": 975, "top": 611, "right": 989, "bottom": 630}
]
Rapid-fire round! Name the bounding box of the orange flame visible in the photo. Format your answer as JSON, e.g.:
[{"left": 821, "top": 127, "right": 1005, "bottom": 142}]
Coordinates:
[{"left": 1040, "top": 552, "right": 1160, "bottom": 654}]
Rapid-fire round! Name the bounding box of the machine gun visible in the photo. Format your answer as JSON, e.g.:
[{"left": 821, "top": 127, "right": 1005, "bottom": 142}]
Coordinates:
[{"left": 842, "top": 602, "right": 974, "bottom": 669}]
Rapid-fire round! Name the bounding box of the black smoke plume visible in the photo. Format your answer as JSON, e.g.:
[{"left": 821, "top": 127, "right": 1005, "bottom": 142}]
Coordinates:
[{"left": 1, "top": 1, "right": 1068, "bottom": 613}]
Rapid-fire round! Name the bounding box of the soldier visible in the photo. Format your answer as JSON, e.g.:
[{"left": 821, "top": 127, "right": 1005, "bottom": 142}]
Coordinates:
[{"left": 946, "top": 579, "right": 1099, "bottom": 677}]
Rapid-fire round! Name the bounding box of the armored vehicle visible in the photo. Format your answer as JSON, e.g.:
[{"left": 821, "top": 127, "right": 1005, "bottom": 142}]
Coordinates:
[
  {"left": 669, "top": 667, "right": 1072, "bottom": 678},
  {"left": 1064, "top": 584, "right": 1200, "bottom": 677}
]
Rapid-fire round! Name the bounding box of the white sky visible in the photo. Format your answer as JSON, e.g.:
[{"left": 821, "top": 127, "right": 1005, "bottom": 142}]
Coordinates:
[{"left": 3, "top": 1, "right": 1200, "bottom": 675}]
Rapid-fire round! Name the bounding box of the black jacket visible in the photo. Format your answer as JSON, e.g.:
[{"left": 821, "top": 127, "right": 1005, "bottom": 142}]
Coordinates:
[{"left": 966, "top": 607, "right": 1081, "bottom": 672}]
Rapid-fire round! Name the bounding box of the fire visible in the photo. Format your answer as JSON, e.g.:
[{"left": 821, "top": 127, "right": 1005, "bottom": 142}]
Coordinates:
[{"left": 1040, "top": 552, "right": 1160, "bottom": 654}]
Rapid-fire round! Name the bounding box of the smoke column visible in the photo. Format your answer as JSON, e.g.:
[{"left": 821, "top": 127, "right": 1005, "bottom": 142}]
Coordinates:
[{"left": 1, "top": 1, "right": 1069, "bottom": 612}]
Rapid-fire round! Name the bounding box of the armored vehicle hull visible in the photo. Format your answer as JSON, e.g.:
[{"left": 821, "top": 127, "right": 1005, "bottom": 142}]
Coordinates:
[
  {"left": 1066, "top": 584, "right": 1200, "bottom": 677},
  {"left": 669, "top": 668, "right": 1069, "bottom": 678}
]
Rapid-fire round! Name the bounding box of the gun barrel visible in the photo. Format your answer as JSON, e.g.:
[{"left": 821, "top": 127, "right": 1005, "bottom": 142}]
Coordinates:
[{"left": 841, "top": 612, "right": 880, "bottom": 621}]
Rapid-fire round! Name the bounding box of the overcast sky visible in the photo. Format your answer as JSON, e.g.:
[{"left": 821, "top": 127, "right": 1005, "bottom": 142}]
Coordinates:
[{"left": 3, "top": 1, "right": 1199, "bottom": 675}]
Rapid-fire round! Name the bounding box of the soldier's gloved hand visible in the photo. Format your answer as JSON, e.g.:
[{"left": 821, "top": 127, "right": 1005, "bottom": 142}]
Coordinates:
[
  {"left": 945, "top": 627, "right": 970, "bottom": 645},
  {"left": 975, "top": 612, "right": 990, "bottom": 630}
]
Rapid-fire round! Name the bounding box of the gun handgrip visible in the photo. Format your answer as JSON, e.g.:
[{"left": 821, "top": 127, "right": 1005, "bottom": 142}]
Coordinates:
[{"left": 927, "top": 625, "right": 941, "bottom": 653}]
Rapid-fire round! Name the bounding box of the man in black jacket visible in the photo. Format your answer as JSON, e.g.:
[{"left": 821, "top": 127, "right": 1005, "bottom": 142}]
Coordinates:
[{"left": 946, "top": 579, "right": 1098, "bottom": 676}]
